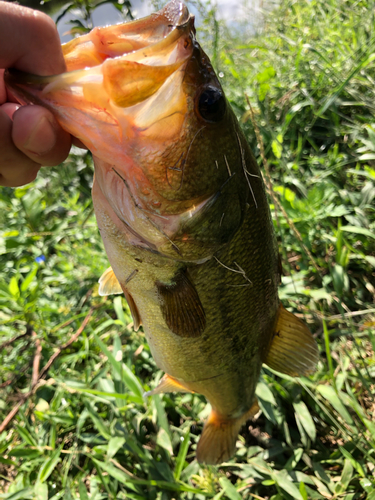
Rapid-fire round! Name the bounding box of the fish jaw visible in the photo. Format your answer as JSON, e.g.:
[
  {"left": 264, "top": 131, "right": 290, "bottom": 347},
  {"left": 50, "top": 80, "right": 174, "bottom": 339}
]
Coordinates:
[{"left": 4, "top": 6, "right": 194, "bottom": 163}]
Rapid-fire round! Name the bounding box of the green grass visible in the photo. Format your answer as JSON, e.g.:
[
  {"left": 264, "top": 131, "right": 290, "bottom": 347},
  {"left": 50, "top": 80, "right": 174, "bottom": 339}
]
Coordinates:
[{"left": 1, "top": 0, "right": 375, "bottom": 498}]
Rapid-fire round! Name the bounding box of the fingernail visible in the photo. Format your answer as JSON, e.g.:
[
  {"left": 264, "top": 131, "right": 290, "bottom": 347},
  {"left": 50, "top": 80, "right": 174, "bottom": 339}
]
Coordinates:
[{"left": 24, "top": 116, "right": 56, "bottom": 156}]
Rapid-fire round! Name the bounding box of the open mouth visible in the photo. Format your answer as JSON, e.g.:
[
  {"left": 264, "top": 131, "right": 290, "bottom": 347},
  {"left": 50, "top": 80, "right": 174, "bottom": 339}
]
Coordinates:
[
  {"left": 4, "top": 1, "right": 196, "bottom": 159},
  {"left": 62, "top": 1, "right": 193, "bottom": 71}
]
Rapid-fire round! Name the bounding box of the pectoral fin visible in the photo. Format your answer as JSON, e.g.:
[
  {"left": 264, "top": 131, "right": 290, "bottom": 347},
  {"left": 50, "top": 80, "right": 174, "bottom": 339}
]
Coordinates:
[
  {"left": 266, "top": 304, "right": 319, "bottom": 376},
  {"left": 121, "top": 286, "right": 142, "bottom": 332},
  {"left": 98, "top": 267, "right": 123, "bottom": 296},
  {"left": 144, "top": 374, "right": 193, "bottom": 397},
  {"left": 98, "top": 267, "right": 142, "bottom": 331},
  {"left": 156, "top": 269, "right": 206, "bottom": 337}
]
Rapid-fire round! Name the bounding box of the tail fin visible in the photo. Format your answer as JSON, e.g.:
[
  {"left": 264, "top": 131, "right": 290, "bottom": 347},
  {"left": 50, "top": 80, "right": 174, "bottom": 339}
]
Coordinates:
[{"left": 196, "top": 402, "right": 259, "bottom": 465}]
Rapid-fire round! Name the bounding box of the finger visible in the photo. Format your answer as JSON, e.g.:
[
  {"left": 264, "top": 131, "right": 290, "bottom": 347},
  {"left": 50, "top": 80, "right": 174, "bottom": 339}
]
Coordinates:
[
  {"left": 0, "top": 69, "right": 6, "bottom": 103},
  {"left": 0, "top": 2, "right": 66, "bottom": 75},
  {"left": 12, "top": 105, "right": 72, "bottom": 167},
  {"left": 0, "top": 108, "right": 40, "bottom": 187},
  {"left": 0, "top": 102, "right": 20, "bottom": 119}
]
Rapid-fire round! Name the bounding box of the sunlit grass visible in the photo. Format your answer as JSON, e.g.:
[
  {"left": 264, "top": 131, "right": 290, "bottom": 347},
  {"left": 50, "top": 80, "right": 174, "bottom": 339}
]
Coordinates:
[{"left": 1, "top": 0, "right": 375, "bottom": 498}]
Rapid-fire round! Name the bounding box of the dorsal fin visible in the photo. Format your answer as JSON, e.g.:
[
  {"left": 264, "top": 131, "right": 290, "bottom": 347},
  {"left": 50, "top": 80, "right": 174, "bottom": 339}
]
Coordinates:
[
  {"left": 265, "top": 304, "right": 319, "bottom": 376},
  {"left": 156, "top": 269, "right": 206, "bottom": 337},
  {"left": 98, "top": 267, "right": 123, "bottom": 296}
]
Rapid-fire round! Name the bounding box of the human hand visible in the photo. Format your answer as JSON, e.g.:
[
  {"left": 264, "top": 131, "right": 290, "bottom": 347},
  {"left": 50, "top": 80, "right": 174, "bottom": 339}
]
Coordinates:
[{"left": 0, "top": 1, "right": 72, "bottom": 187}]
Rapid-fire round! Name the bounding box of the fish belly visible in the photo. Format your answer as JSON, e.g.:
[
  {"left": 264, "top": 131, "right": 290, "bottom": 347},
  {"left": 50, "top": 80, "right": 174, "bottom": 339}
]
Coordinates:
[{"left": 93, "top": 169, "right": 279, "bottom": 418}]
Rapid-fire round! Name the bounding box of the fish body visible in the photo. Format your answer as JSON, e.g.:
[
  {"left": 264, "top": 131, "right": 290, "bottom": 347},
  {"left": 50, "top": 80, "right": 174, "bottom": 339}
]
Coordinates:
[{"left": 5, "top": 1, "right": 318, "bottom": 464}]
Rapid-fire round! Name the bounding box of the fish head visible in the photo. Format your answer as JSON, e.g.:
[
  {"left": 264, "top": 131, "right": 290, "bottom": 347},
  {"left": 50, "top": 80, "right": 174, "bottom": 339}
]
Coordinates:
[{"left": 5, "top": 1, "right": 254, "bottom": 261}]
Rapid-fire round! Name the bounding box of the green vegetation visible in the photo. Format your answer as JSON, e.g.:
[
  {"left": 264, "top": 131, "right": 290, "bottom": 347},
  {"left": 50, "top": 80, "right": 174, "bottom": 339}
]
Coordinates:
[{"left": 1, "top": 0, "right": 375, "bottom": 498}]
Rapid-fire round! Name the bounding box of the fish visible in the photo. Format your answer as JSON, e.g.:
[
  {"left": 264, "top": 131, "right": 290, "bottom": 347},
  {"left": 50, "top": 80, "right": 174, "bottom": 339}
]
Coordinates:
[{"left": 5, "top": 0, "right": 319, "bottom": 465}]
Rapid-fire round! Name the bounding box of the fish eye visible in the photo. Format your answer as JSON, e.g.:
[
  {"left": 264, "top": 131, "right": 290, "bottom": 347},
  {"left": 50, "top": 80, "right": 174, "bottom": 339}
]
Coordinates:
[{"left": 197, "top": 86, "right": 226, "bottom": 122}]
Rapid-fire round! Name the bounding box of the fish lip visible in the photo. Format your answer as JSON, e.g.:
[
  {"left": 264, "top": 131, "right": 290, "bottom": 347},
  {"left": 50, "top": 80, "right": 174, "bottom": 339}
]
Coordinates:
[
  {"left": 158, "top": 0, "right": 191, "bottom": 28},
  {"left": 5, "top": 68, "right": 44, "bottom": 86},
  {"left": 118, "top": 13, "right": 195, "bottom": 67}
]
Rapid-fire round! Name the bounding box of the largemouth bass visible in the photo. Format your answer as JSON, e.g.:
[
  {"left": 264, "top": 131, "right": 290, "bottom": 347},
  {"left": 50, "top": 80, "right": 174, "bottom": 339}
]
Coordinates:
[{"left": 5, "top": 0, "right": 319, "bottom": 464}]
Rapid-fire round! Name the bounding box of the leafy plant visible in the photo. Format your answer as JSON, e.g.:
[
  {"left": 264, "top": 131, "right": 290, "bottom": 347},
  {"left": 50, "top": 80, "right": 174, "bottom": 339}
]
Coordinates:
[{"left": 1, "top": 0, "right": 375, "bottom": 498}]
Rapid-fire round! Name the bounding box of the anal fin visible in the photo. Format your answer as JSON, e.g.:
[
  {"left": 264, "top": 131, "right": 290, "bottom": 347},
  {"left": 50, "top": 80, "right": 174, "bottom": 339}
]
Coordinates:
[
  {"left": 98, "top": 267, "right": 123, "bottom": 296},
  {"left": 266, "top": 304, "right": 319, "bottom": 377},
  {"left": 144, "top": 374, "right": 194, "bottom": 397},
  {"left": 196, "top": 401, "right": 260, "bottom": 465}
]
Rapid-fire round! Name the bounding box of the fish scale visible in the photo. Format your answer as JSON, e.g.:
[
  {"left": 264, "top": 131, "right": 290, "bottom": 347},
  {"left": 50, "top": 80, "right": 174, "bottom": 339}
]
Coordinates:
[{"left": 5, "top": 0, "right": 319, "bottom": 464}]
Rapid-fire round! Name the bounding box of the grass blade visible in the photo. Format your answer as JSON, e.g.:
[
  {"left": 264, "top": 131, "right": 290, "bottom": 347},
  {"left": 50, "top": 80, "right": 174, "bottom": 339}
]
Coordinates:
[
  {"left": 293, "top": 401, "right": 316, "bottom": 441},
  {"left": 174, "top": 425, "right": 191, "bottom": 481}
]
